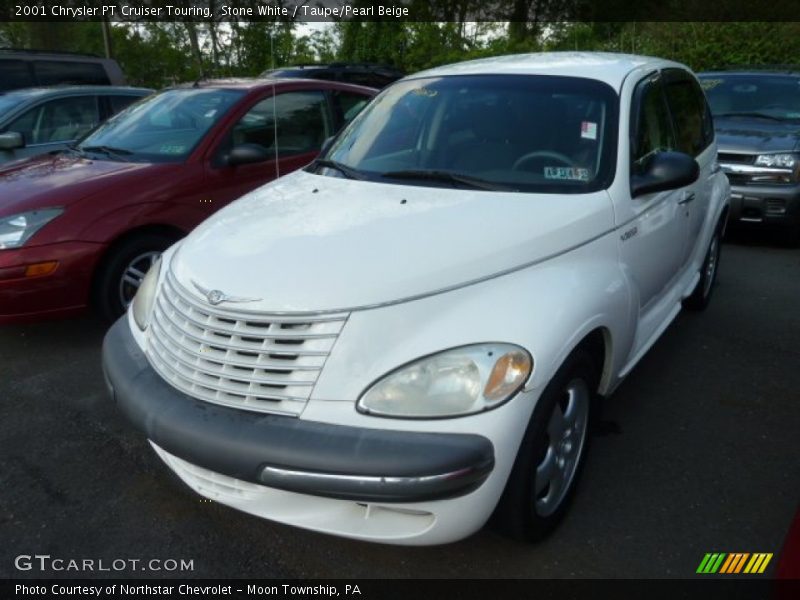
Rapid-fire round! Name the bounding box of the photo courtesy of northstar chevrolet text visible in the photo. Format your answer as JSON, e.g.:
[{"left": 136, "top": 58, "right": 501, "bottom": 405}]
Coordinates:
[{"left": 1, "top": 0, "right": 798, "bottom": 591}]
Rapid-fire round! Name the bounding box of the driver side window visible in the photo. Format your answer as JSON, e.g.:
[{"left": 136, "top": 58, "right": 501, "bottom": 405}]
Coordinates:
[
  {"left": 632, "top": 76, "right": 677, "bottom": 173},
  {"left": 221, "top": 91, "right": 332, "bottom": 163}
]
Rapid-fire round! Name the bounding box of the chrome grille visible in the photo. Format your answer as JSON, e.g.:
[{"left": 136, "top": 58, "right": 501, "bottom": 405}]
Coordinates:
[{"left": 146, "top": 270, "right": 348, "bottom": 416}]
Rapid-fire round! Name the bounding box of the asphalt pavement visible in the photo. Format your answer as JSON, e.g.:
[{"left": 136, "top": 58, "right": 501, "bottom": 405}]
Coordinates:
[{"left": 1, "top": 233, "right": 798, "bottom": 579}]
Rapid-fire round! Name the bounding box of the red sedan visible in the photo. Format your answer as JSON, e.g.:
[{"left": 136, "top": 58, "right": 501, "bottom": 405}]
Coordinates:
[{"left": 0, "top": 78, "right": 375, "bottom": 323}]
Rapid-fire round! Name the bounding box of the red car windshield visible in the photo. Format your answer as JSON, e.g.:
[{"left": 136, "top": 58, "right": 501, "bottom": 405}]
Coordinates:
[{"left": 77, "top": 88, "right": 245, "bottom": 163}]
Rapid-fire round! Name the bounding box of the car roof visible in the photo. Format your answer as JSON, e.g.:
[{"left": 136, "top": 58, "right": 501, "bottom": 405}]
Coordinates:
[
  {"left": 409, "top": 51, "right": 689, "bottom": 90},
  {"left": 0, "top": 85, "right": 152, "bottom": 100},
  {"left": 170, "top": 77, "right": 376, "bottom": 94}
]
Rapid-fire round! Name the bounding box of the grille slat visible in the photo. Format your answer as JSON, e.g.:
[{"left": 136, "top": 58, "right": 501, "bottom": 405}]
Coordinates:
[
  {"left": 146, "top": 270, "right": 348, "bottom": 416},
  {"left": 155, "top": 298, "right": 332, "bottom": 356}
]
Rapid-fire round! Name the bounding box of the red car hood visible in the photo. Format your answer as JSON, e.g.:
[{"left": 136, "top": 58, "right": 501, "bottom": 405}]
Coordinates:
[{"left": 0, "top": 154, "right": 169, "bottom": 215}]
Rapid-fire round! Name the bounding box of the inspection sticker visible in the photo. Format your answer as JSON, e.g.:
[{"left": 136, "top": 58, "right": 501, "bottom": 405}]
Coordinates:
[
  {"left": 159, "top": 144, "right": 186, "bottom": 154},
  {"left": 544, "top": 166, "right": 590, "bottom": 181},
  {"left": 581, "top": 121, "right": 597, "bottom": 140}
]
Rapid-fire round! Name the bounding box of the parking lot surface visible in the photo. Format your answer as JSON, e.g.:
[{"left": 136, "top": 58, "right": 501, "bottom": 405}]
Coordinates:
[{"left": 1, "top": 234, "right": 798, "bottom": 579}]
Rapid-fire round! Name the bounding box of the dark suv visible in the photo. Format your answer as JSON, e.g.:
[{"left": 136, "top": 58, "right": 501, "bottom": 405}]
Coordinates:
[
  {"left": 260, "top": 62, "right": 404, "bottom": 89},
  {"left": 699, "top": 69, "right": 800, "bottom": 236},
  {"left": 0, "top": 49, "right": 126, "bottom": 92}
]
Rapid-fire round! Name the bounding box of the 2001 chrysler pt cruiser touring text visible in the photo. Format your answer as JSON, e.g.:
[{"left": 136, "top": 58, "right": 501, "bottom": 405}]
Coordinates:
[{"left": 102, "top": 53, "right": 730, "bottom": 545}]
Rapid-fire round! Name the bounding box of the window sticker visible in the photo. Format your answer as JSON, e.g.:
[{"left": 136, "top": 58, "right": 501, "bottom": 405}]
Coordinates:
[
  {"left": 700, "top": 79, "right": 723, "bottom": 91},
  {"left": 581, "top": 121, "right": 597, "bottom": 140},
  {"left": 159, "top": 144, "right": 186, "bottom": 154},
  {"left": 204, "top": 109, "right": 218, "bottom": 118},
  {"left": 411, "top": 88, "right": 437, "bottom": 98},
  {"left": 544, "top": 166, "right": 590, "bottom": 181}
]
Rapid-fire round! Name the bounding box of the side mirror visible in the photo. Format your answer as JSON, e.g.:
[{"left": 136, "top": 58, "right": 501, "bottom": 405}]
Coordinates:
[
  {"left": 0, "top": 131, "right": 24, "bottom": 151},
  {"left": 631, "top": 151, "right": 699, "bottom": 197},
  {"left": 227, "top": 143, "right": 272, "bottom": 167}
]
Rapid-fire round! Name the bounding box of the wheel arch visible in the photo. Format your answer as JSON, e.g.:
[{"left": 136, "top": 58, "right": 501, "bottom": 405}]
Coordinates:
[
  {"left": 89, "top": 223, "right": 185, "bottom": 308},
  {"left": 577, "top": 327, "right": 613, "bottom": 396}
]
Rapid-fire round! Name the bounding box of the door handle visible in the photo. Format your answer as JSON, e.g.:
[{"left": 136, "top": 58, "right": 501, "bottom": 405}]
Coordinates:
[{"left": 678, "top": 192, "right": 695, "bottom": 205}]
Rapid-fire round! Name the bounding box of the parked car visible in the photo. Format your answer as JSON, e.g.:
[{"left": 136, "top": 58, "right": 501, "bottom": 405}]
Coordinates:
[
  {"left": 103, "top": 53, "right": 730, "bottom": 545},
  {"left": 261, "top": 62, "right": 404, "bottom": 89},
  {"left": 698, "top": 69, "right": 800, "bottom": 236},
  {"left": 0, "top": 86, "right": 152, "bottom": 163},
  {"left": 0, "top": 78, "right": 375, "bottom": 323},
  {"left": 0, "top": 49, "right": 126, "bottom": 92}
]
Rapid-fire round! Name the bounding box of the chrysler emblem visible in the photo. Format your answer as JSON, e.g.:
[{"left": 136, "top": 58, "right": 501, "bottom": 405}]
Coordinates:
[{"left": 191, "top": 280, "right": 261, "bottom": 305}]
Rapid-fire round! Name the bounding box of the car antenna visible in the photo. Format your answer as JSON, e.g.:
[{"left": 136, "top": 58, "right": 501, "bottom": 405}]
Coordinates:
[{"left": 270, "top": 32, "right": 280, "bottom": 178}]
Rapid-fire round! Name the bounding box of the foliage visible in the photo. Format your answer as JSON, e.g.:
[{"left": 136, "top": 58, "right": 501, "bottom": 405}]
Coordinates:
[{"left": 2, "top": 18, "right": 800, "bottom": 89}]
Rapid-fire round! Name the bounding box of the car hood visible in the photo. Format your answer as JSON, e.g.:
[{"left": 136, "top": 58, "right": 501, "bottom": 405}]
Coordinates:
[
  {"left": 171, "top": 170, "right": 615, "bottom": 313},
  {"left": 0, "top": 153, "right": 165, "bottom": 215},
  {"left": 714, "top": 116, "right": 800, "bottom": 154}
]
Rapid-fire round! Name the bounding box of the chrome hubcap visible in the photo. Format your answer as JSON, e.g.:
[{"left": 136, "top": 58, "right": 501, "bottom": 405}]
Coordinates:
[
  {"left": 703, "top": 236, "right": 719, "bottom": 298},
  {"left": 534, "top": 378, "right": 590, "bottom": 517},
  {"left": 119, "top": 251, "right": 160, "bottom": 308}
]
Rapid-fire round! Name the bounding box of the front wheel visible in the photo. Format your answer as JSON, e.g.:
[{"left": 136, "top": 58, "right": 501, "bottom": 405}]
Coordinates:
[
  {"left": 683, "top": 224, "right": 722, "bottom": 311},
  {"left": 94, "top": 233, "right": 177, "bottom": 322},
  {"left": 493, "top": 348, "right": 598, "bottom": 541}
]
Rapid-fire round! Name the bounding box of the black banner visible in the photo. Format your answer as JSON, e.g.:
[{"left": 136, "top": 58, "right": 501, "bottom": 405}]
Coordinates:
[
  {"left": 4, "top": 579, "right": 800, "bottom": 600},
  {"left": 0, "top": 0, "right": 798, "bottom": 23}
]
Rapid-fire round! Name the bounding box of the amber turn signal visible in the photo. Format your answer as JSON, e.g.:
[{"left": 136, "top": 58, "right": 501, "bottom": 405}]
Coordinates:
[{"left": 24, "top": 261, "right": 59, "bottom": 277}]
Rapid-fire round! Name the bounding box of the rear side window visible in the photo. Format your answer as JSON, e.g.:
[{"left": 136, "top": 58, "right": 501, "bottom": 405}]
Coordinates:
[
  {"left": 662, "top": 69, "right": 714, "bottom": 157},
  {"left": 632, "top": 75, "right": 677, "bottom": 170},
  {"left": 0, "top": 60, "right": 35, "bottom": 92},
  {"left": 33, "top": 60, "right": 110, "bottom": 86},
  {"left": 331, "top": 90, "right": 370, "bottom": 128}
]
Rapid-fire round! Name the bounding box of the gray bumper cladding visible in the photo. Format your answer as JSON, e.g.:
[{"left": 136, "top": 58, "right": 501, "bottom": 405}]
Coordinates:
[{"left": 102, "top": 317, "right": 495, "bottom": 503}]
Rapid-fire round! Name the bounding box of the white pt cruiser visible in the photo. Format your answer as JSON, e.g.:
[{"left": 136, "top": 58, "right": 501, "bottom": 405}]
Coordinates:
[{"left": 103, "top": 53, "right": 730, "bottom": 545}]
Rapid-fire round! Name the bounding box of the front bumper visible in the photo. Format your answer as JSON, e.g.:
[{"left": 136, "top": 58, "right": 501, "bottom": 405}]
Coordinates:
[
  {"left": 102, "top": 317, "right": 495, "bottom": 504},
  {"left": 0, "top": 240, "right": 104, "bottom": 324},
  {"left": 726, "top": 183, "right": 800, "bottom": 227}
]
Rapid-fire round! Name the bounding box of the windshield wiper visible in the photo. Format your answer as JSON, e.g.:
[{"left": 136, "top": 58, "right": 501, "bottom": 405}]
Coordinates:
[
  {"left": 715, "top": 111, "right": 788, "bottom": 122},
  {"left": 80, "top": 145, "right": 133, "bottom": 161},
  {"left": 59, "top": 145, "right": 89, "bottom": 158},
  {"left": 381, "top": 169, "right": 517, "bottom": 192},
  {"left": 312, "top": 158, "right": 364, "bottom": 180}
]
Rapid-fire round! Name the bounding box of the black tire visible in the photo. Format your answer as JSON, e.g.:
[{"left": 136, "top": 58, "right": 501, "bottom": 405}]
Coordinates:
[
  {"left": 493, "top": 348, "right": 598, "bottom": 542},
  {"left": 93, "top": 233, "right": 177, "bottom": 322},
  {"left": 683, "top": 222, "right": 722, "bottom": 311}
]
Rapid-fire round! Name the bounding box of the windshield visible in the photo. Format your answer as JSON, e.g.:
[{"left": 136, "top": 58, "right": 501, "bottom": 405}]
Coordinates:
[
  {"left": 77, "top": 88, "right": 245, "bottom": 162},
  {"left": 699, "top": 74, "right": 800, "bottom": 121},
  {"left": 316, "top": 75, "right": 618, "bottom": 193}
]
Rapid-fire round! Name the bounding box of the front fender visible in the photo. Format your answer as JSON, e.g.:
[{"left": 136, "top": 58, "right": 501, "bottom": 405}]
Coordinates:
[{"left": 312, "top": 230, "right": 632, "bottom": 413}]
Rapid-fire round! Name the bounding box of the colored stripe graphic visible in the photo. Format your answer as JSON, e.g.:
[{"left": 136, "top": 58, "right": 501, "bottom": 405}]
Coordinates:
[
  {"left": 698, "top": 552, "right": 773, "bottom": 574},
  {"left": 744, "top": 553, "right": 773, "bottom": 574},
  {"left": 697, "top": 553, "right": 727, "bottom": 573}
]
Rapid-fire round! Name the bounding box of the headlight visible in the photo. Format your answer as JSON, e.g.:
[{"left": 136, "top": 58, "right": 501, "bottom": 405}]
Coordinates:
[
  {"left": 0, "top": 208, "right": 63, "bottom": 249},
  {"left": 358, "top": 344, "right": 532, "bottom": 418},
  {"left": 754, "top": 153, "right": 798, "bottom": 169},
  {"left": 131, "top": 256, "right": 161, "bottom": 331}
]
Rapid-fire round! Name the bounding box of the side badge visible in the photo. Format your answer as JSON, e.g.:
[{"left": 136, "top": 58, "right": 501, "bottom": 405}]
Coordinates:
[{"left": 620, "top": 226, "right": 638, "bottom": 242}]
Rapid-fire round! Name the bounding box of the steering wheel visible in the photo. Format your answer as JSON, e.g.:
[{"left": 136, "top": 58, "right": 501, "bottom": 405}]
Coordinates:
[{"left": 513, "top": 151, "right": 576, "bottom": 171}]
